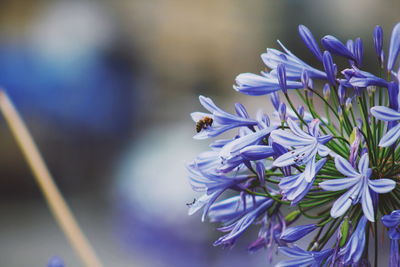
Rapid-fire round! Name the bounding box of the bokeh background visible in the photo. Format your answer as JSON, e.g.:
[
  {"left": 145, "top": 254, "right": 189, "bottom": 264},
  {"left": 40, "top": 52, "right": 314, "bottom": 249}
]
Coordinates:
[{"left": 0, "top": 0, "right": 399, "bottom": 266}]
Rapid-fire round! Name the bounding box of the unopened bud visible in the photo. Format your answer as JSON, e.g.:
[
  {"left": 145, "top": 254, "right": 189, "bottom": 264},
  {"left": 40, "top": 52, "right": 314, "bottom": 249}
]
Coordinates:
[{"left": 323, "top": 84, "right": 331, "bottom": 100}]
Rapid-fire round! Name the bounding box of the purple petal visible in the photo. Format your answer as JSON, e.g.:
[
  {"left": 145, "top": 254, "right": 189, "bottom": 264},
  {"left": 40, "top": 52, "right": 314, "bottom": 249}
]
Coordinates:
[
  {"left": 387, "top": 22, "right": 400, "bottom": 71},
  {"left": 321, "top": 35, "right": 355, "bottom": 60},
  {"left": 322, "top": 51, "right": 337, "bottom": 86},
  {"left": 373, "top": 25, "right": 383, "bottom": 59},
  {"left": 335, "top": 156, "right": 358, "bottom": 177},
  {"left": 358, "top": 153, "right": 370, "bottom": 175},
  {"left": 319, "top": 177, "right": 360, "bottom": 191},
  {"left": 330, "top": 183, "right": 361, "bottom": 218},
  {"left": 288, "top": 118, "right": 315, "bottom": 140},
  {"left": 240, "top": 145, "right": 275, "bottom": 160},
  {"left": 361, "top": 187, "right": 374, "bottom": 221},
  {"left": 371, "top": 106, "right": 400, "bottom": 121},
  {"left": 368, "top": 178, "right": 396, "bottom": 193},
  {"left": 298, "top": 25, "right": 323, "bottom": 61},
  {"left": 304, "top": 154, "right": 316, "bottom": 182},
  {"left": 379, "top": 123, "right": 400, "bottom": 147},
  {"left": 271, "top": 129, "right": 314, "bottom": 147},
  {"left": 273, "top": 145, "right": 315, "bottom": 167},
  {"left": 280, "top": 224, "right": 318, "bottom": 243}
]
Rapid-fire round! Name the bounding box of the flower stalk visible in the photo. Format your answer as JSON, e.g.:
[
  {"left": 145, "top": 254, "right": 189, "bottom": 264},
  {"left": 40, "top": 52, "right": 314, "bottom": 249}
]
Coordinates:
[{"left": 0, "top": 90, "right": 102, "bottom": 267}]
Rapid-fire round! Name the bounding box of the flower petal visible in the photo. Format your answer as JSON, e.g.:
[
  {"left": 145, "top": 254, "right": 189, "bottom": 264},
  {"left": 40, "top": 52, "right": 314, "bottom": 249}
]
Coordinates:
[
  {"left": 379, "top": 123, "right": 400, "bottom": 147},
  {"left": 271, "top": 129, "right": 314, "bottom": 147},
  {"left": 368, "top": 178, "right": 396, "bottom": 193},
  {"left": 319, "top": 177, "right": 360, "bottom": 191},
  {"left": 335, "top": 156, "right": 358, "bottom": 177},
  {"left": 330, "top": 183, "right": 360, "bottom": 218},
  {"left": 287, "top": 118, "right": 315, "bottom": 140},
  {"left": 273, "top": 145, "right": 315, "bottom": 167},
  {"left": 387, "top": 22, "right": 400, "bottom": 71},
  {"left": 361, "top": 187, "right": 375, "bottom": 221},
  {"left": 358, "top": 153, "right": 370, "bottom": 175},
  {"left": 370, "top": 106, "right": 400, "bottom": 121}
]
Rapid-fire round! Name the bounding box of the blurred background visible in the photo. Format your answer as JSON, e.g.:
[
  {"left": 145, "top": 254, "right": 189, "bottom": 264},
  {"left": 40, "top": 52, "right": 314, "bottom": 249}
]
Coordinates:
[{"left": 0, "top": 0, "right": 398, "bottom": 266}]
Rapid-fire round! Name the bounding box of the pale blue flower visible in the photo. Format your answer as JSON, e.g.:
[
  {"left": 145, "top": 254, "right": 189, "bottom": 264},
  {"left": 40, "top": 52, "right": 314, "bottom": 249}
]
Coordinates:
[
  {"left": 271, "top": 118, "right": 331, "bottom": 182},
  {"left": 319, "top": 154, "right": 395, "bottom": 221}
]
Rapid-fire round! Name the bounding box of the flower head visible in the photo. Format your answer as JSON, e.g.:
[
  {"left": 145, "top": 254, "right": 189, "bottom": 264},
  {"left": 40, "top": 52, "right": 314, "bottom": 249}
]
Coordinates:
[
  {"left": 272, "top": 118, "right": 331, "bottom": 181},
  {"left": 319, "top": 154, "right": 395, "bottom": 221}
]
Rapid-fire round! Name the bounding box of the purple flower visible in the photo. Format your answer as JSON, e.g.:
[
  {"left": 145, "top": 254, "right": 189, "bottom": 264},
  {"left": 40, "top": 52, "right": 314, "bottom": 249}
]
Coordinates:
[
  {"left": 234, "top": 72, "right": 303, "bottom": 96},
  {"left": 321, "top": 35, "right": 355, "bottom": 61},
  {"left": 186, "top": 164, "right": 250, "bottom": 221},
  {"left": 261, "top": 40, "right": 326, "bottom": 80},
  {"left": 382, "top": 210, "right": 400, "bottom": 267},
  {"left": 280, "top": 224, "right": 318, "bottom": 243},
  {"left": 191, "top": 96, "right": 258, "bottom": 139},
  {"left": 276, "top": 245, "right": 333, "bottom": 267},
  {"left": 387, "top": 22, "right": 400, "bottom": 71},
  {"left": 338, "top": 216, "right": 368, "bottom": 265},
  {"left": 319, "top": 154, "right": 395, "bottom": 221},
  {"left": 279, "top": 158, "right": 327, "bottom": 205},
  {"left": 271, "top": 118, "right": 331, "bottom": 182},
  {"left": 298, "top": 25, "right": 323, "bottom": 61},
  {"left": 212, "top": 196, "right": 273, "bottom": 247}
]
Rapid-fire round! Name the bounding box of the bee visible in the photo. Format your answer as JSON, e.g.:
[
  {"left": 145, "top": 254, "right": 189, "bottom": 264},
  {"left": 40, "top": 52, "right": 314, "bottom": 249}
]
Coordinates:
[
  {"left": 196, "top": 116, "right": 213, "bottom": 133},
  {"left": 186, "top": 198, "right": 196, "bottom": 207}
]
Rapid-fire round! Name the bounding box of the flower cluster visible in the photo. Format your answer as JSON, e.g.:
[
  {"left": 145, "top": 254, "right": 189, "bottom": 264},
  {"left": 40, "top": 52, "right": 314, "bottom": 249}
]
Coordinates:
[{"left": 187, "top": 23, "right": 400, "bottom": 266}]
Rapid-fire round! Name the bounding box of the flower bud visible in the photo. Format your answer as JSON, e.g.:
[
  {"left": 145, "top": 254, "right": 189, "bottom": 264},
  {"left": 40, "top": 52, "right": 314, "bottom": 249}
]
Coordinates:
[
  {"left": 280, "top": 224, "right": 318, "bottom": 243},
  {"left": 338, "top": 106, "right": 343, "bottom": 121},
  {"left": 367, "top": 86, "right": 376, "bottom": 96},
  {"left": 345, "top": 97, "right": 353, "bottom": 111},
  {"left": 270, "top": 92, "right": 280, "bottom": 111},
  {"left": 284, "top": 210, "right": 301, "bottom": 223},
  {"left": 322, "top": 35, "right": 355, "bottom": 60},
  {"left": 277, "top": 64, "right": 287, "bottom": 94},
  {"left": 373, "top": 25, "right": 383, "bottom": 60},
  {"left": 323, "top": 84, "right": 331, "bottom": 100},
  {"left": 278, "top": 102, "right": 286, "bottom": 122},
  {"left": 323, "top": 51, "right": 337, "bottom": 86},
  {"left": 301, "top": 69, "right": 310, "bottom": 89},
  {"left": 297, "top": 105, "right": 304, "bottom": 119},
  {"left": 338, "top": 84, "right": 346, "bottom": 105},
  {"left": 339, "top": 217, "right": 350, "bottom": 247},
  {"left": 298, "top": 25, "right": 323, "bottom": 61}
]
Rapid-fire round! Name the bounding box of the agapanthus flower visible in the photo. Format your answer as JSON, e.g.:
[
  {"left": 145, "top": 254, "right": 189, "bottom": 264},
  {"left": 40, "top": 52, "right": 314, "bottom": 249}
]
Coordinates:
[
  {"left": 210, "top": 195, "right": 274, "bottom": 247},
  {"left": 319, "top": 154, "right": 395, "bottom": 221},
  {"left": 382, "top": 210, "right": 400, "bottom": 267},
  {"left": 337, "top": 216, "right": 368, "bottom": 265},
  {"left": 186, "top": 23, "right": 400, "bottom": 266},
  {"left": 279, "top": 158, "right": 327, "bottom": 204},
  {"left": 271, "top": 118, "right": 331, "bottom": 181}
]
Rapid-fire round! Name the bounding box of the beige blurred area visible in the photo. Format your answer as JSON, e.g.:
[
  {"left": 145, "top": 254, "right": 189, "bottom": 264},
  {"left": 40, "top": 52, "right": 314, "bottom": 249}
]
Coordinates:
[{"left": 0, "top": 0, "right": 398, "bottom": 266}]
